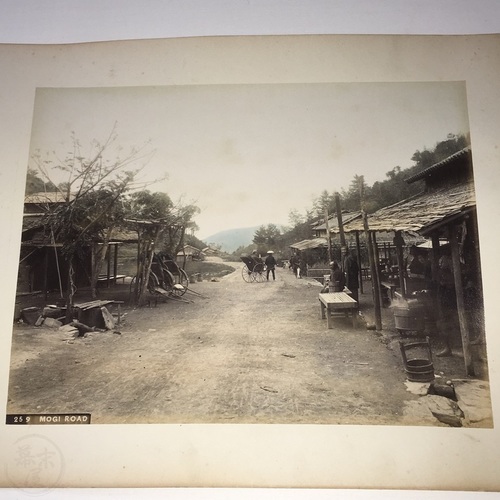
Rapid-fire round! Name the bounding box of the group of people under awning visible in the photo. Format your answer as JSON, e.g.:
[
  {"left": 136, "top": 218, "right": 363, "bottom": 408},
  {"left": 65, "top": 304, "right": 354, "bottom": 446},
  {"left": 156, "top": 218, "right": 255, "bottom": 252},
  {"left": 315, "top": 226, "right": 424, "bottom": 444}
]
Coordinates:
[{"left": 320, "top": 247, "right": 360, "bottom": 303}]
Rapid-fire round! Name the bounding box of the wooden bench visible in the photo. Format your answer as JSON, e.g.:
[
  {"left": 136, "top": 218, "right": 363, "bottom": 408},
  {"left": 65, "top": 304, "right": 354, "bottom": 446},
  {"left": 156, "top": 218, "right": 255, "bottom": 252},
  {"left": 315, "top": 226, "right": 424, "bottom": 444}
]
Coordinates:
[{"left": 318, "top": 292, "right": 358, "bottom": 328}]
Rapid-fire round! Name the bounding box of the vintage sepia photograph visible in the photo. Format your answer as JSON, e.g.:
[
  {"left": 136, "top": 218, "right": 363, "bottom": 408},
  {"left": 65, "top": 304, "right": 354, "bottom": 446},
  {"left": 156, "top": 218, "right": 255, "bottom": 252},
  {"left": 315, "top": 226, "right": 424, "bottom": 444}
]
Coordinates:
[
  {"left": 5, "top": 81, "right": 492, "bottom": 427},
  {"left": 1, "top": 34, "right": 499, "bottom": 492}
]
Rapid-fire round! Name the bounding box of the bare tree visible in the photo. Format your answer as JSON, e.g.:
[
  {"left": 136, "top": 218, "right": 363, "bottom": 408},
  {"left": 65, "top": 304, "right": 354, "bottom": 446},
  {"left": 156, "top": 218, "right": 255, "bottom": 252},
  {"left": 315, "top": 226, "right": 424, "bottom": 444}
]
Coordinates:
[{"left": 29, "top": 126, "right": 155, "bottom": 318}]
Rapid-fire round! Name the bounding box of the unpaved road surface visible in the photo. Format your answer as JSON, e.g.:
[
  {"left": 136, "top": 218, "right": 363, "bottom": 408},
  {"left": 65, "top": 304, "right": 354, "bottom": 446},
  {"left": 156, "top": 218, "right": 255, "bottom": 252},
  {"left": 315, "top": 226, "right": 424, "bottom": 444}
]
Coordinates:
[{"left": 8, "top": 263, "right": 419, "bottom": 425}]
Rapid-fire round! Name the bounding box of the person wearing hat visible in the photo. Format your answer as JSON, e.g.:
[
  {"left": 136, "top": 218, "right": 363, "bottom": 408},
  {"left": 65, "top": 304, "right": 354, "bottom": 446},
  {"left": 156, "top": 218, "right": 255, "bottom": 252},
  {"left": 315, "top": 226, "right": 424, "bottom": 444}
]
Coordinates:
[
  {"left": 251, "top": 249, "right": 263, "bottom": 266},
  {"left": 265, "top": 250, "right": 277, "bottom": 281}
]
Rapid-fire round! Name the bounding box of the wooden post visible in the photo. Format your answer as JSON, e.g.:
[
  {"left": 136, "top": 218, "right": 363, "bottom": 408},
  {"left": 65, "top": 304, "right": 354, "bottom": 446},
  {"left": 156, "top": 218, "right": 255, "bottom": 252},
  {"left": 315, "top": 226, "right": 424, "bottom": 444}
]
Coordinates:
[
  {"left": 393, "top": 231, "right": 406, "bottom": 299},
  {"left": 372, "top": 231, "right": 383, "bottom": 308},
  {"left": 324, "top": 209, "right": 333, "bottom": 261},
  {"left": 355, "top": 231, "right": 363, "bottom": 294},
  {"left": 335, "top": 193, "right": 345, "bottom": 247},
  {"left": 363, "top": 213, "right": 382, "bottom": 330},
  {"left": 335, "top": 193, "right": 346, "bottom": 267},
  {"left": 450, "top": 224, "right": 474, "bottom": 377},
  {"left": 113, "top": 243, "right": 118, "bottom": 285},
  {"left": 431, "top": 234, "right": 440, "bottom": 289},
  {"left": 106, "top": 243, "right": 111, "bottom": 288},
  {"left": 43, "top": 247, "right": 49, "bottom": 301},
  {"left": 431, "top": 232, "right": 445, "bottom": 336},
  {"left": 138, "top": 225, "right": 163, "bottom": 307},
  {"left": 134, "top": 235, "right": 143, "bottom": 305},
  {"left": 64, "top": 256, "right": 75, "bottom": 323}
]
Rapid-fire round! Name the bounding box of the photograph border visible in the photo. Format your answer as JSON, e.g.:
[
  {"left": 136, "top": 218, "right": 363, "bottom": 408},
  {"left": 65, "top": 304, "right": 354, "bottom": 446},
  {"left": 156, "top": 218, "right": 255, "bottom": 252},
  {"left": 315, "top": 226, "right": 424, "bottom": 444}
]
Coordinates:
[{"left": 0, "top": 34, "right": 499, "bottom": 491}]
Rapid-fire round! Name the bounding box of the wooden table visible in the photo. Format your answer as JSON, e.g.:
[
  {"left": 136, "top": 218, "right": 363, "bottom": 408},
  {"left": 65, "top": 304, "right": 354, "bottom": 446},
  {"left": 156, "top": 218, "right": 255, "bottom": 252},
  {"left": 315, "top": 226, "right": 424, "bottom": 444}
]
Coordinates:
[{"left": 318, "top": 292, "right": 358, "bottom": 328}]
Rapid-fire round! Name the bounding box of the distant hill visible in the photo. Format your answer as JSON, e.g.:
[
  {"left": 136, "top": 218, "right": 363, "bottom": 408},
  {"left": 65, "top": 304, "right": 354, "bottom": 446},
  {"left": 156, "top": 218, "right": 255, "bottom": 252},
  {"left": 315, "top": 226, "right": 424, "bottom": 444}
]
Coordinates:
[{"left": 203, "top": 226, "right": 259, "bottom": 253}]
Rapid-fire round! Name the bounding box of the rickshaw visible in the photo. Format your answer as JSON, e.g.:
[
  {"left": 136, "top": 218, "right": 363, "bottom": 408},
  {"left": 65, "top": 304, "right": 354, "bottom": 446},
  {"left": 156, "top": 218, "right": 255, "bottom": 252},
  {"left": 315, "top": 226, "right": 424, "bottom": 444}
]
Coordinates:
[
  {"left": 240, "top": 255, "right": 266, "bottom": 283},
  {"left": 130, "top": 253, "right": 190, "bottom": 297}
]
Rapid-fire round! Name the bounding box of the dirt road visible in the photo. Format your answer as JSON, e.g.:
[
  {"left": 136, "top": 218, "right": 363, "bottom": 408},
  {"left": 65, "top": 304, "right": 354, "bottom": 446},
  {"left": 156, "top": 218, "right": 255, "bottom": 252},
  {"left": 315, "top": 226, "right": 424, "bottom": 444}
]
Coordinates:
[{"left": 7, "top": 262, "right": 417, "bottom": 425}]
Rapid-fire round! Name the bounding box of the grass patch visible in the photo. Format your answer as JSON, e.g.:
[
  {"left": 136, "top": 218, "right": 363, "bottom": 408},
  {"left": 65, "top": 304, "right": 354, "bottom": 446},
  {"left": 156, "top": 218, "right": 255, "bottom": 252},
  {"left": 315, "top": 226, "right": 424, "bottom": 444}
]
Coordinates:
[{"left": 184, "top": 261, "right": 236, "bottom": 280}]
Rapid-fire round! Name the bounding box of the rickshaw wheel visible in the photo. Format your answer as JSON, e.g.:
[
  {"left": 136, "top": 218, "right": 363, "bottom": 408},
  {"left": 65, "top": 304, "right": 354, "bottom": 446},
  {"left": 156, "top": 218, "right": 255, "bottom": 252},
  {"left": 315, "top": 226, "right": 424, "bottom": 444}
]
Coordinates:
[
  {"left": 253, "top": 263, "right": 266, "bottom": 282},
  {"left": 172, "top": 269, "right": 189, "bottom": 296},
  {"left": 242, "top": 265, "right": 253, "bottom": 283}
]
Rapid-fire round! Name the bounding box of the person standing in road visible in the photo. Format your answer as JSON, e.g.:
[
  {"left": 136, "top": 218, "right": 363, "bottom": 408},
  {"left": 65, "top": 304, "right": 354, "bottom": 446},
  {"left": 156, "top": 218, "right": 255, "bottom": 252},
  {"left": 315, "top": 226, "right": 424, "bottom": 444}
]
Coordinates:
[
  {"left": 265, "top": 251, "right": 277, "bottom": 281},
  {"left": 290, "top": 253, "right": 299, "bottom": 277},
  {"left": 297, "top": 256, "right": 307, "bottom": 279},
  {"left": 330, "top": 260, "right": 346, "bottom": 292},
  {"left": 343, "top": 247, "right": 360, "bottom": 302}
]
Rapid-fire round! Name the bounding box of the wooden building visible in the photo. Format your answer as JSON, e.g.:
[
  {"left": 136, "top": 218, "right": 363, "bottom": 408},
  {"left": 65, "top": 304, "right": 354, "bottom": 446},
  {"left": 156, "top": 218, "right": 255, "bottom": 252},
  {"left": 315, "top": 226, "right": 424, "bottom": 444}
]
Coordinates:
[
  {"left": 18, "top": 192, "right": 136, "bottom": 295},
  {"left": 342, "top": 146, "right": 483, "bottom": 376}
]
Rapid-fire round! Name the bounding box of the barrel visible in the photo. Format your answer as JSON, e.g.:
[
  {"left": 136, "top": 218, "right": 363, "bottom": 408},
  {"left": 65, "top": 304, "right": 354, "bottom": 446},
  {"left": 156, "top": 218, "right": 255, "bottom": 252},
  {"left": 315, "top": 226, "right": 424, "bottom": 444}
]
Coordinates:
[
  {"left": 399, "top": 338, "right": 435, "bottom": 382},
  {"left": 393, "top": 303, "right": 425, "bottom": 332},
  {"left": 403, "top": 358, "right": 435, "bottom": 382}
]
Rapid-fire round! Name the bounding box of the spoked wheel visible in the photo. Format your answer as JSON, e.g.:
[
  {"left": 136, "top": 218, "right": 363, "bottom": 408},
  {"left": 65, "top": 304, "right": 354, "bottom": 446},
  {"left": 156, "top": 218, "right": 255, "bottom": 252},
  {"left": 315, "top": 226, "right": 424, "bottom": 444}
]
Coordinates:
[
  {"left": 242, "top": 265, "right": 253, "bottom": 283},
  {"left": 129, "top": 272, "right": 160, "bottom": 295},
  {"left": 147, "top": 272, "right": 160, "bottom": 293},
  {"left": 253, "top": 263, "right": 266, "bottom": 282},
  {"left": 161, "top": 269, "right": 176, "bottom": 295},
  {"left": 171, "top": 268, "right": 189, "bottom": 296}
]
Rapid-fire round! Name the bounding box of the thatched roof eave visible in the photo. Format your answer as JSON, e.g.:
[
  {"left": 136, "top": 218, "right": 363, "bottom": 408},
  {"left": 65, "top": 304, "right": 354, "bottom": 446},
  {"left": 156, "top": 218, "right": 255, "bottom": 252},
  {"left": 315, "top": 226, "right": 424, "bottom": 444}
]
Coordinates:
[
  {"left": 290, "top": 237, "right": 328, "bottom": 251},
  {"left": 338, "top": 182, "right": 475, "bottom": 236}
]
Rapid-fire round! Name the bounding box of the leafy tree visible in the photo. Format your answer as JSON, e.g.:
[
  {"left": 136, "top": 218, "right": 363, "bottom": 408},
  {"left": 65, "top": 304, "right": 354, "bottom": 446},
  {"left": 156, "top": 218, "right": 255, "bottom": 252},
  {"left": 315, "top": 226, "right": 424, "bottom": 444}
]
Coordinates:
[
  {"left": 279, "top": 133, "right": 471, "bottom": 265},
  {"left": 340, "top": 174, "right": 368, "bottom": 212},
  {"left": 185, "top": 233, "right": 207, "bottom": 251},
  {"left": 411, "top": 133, "right": 469, "bottom": 171},
  {"left": 279, "top": 209, "right": 317, "bottom": 254},
  {"left": 288, "top": 209, "right": 306, "bottom": 227},
  {"left": 126, "top": 191, "right": 173, "bottom": 306},
  {"left": 253, "top": 224, "right": 282, "bottom": 249},
  {"left": 338, "top": 133, "right": 470, "bottom": 214},
  {"left": 312, "top": 190, "right": 336, "bottom": 217},
  {"left": 162, "top": 202, "right": 200, "bottom": 258},
  {"left": 126, "top": 191, "right": 200, "bottom": 305},
  {"left": 25, "top": 169, "right": 57, "bottom": 195}
]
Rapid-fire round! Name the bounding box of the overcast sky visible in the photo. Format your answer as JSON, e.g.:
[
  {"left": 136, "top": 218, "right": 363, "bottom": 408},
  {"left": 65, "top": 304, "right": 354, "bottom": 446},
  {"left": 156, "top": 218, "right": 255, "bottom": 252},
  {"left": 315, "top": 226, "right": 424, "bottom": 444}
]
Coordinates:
[{"left": 28, "top": 81, "right": 470, "bottom": 239}]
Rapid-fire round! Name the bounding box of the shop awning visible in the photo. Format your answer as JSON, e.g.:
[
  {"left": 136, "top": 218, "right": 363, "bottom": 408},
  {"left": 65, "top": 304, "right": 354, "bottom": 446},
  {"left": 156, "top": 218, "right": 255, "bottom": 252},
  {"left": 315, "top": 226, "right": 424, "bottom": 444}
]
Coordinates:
[
  {"left": 340, "top": 181, "right": 476, "bottom": 236},
  {"left": 290, "top": 237, "right": 328, "bottom": 251}
]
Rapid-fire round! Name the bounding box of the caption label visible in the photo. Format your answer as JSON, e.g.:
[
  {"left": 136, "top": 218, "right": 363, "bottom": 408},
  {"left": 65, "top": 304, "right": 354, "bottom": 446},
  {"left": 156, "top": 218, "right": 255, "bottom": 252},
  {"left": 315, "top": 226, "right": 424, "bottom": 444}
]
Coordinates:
[{"left": 6, "top": 413, "right": 91, "bottom": 425}]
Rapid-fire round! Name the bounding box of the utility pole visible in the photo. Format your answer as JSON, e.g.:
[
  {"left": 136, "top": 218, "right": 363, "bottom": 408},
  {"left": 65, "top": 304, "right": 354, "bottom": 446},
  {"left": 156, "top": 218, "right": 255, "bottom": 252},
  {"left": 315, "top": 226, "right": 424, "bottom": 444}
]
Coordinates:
[
  {"left": 324, "top": 208, "right": 333, "bottom": 261},
  {"left": 360, "top": 178, "right": 382, "bottom": 330},
  {"left": 335, "top": 192, "right": 346, "bottom": 266}
]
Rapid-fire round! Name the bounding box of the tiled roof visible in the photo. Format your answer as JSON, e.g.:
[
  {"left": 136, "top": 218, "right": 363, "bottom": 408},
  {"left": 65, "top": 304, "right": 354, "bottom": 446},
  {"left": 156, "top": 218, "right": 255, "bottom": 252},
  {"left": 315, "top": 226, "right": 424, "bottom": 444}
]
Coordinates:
[
  {"left": 404, "top": 146, "right": 472, "bottom": 184},
  {"left": 24, "top": 191, "right": 75, "bottom": 204},
  {"left": 341, "top": 181, "right": 476, "bottom": 235}
]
